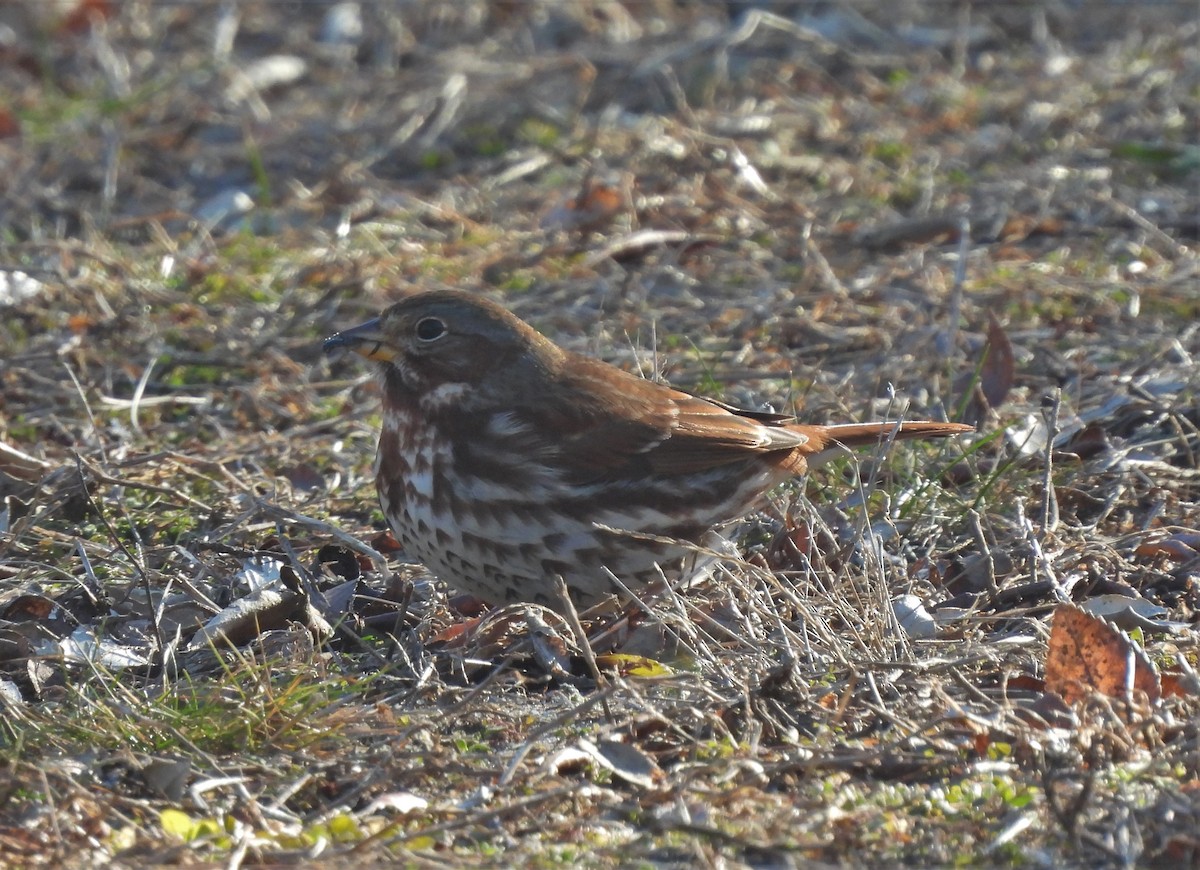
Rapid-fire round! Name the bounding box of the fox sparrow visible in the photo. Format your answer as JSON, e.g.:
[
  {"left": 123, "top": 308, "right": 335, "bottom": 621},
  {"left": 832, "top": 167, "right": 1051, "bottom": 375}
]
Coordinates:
[{"left": 325, "top": 291, "right": 971, "bottom": 609}]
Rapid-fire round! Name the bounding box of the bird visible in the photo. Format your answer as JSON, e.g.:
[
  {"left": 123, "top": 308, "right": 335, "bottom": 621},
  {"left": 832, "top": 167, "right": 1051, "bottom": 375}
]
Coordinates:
[{"left": 324, "top": 290, "right": 971, "bottom": 610}]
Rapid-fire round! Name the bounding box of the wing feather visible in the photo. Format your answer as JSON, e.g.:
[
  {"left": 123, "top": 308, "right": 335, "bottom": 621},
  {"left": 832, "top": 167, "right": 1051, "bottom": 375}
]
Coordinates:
[{"left": 530, "top": 355, "right": 815, "bottom": 480}]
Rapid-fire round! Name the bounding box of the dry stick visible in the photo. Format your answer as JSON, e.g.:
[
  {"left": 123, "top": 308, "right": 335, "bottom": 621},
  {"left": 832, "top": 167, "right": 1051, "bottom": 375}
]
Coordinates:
[
  {"left": 164, "top": 450, "right": 255, "bottom": 495},
  {"left": 1040, "top": 389, "right": 1061, "bottom": 536},
  {"left": 126, "top": 348, "right": 162, "bottom": 436},
  {"left": 951, "top": 0, "right": 971, "bottom": 78},
  {"left": 1020, "top": 500, "right": 1066, "bottom": 603},
  {"left": 555, "top": 575, "right": 613, "bottom": 724},
  {"left": 0, "top": 439, "right": 50, "bottom": 482},
  {"left": 255, "top": 500, "right": 390, "bottom": 579},
  {"left": 1101, "top": 190, "right": 1190, "bottom": 258},
  {"left": 938, "top": 216, "right": 971, "bottom": 359},
  {"left": 384, "top": 581, "right": 415, "bottom": 660},
  {"left": 72, "top": 540, "right": 106, "bottom": 609},
  {"left": 968, "top": 508, "right": 999, "bottom": 597},
  {"left": 1042, "top": 742, "right": 1097, "bottom": 844},
  {"left": 89, "top": 468, "right": 215, "bottom": 513},
  {"left": 597, "top": 559, "right": 742, "bottom": 683},
  {"left": 801, "top": 220, "right": 849, "bottom": 299},
  {"left": 61, "top": 361, "right": 108, "bottom": 464}
]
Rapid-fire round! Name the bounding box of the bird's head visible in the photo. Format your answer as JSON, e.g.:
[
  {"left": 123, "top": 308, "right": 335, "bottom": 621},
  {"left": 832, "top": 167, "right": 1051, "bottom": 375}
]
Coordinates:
[{"left": 323, "top": 290, "right": 561, "bottom": 405}]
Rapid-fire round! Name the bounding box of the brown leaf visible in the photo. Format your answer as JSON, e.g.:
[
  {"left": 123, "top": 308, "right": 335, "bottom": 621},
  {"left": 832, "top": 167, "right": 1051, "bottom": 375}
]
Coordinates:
[
  {"left": 441, "top": 604, "right": 575, "bottom": 674},
  {"left": 540, "top": 181, "right": 626, "bottom": 233},
  {"left": 979, "top": 313, "right": 1016, "bottom": 409},
  {"left": 431, "top": 617, "right": 482, "bottom": 647},
  {"left": 186, "top": 586, "right": 325, "bottom": 650},
  {"left": 1063, "top": 423, "right": 1112, "bottom": 459},
  {"left": 1043, "top": 604, "right": 1160, "bottom": 706},
  {"left": 370, "top": 530, "right": 404, "bottom": 555},
  {"left": 58, "top": 0, "right": 115, "bottom": 34},
  {"left": 1136, "top": 531, "right": 1200, "bottom": 562},
  {"left": 959, "top": 312, "right": 1015, "bottom": 426},
  {"left": 1, "top": 594, "right": 56, "bottom": 621},
  {"left": 997, "top": 214, "right": 1066, "bottom": 242},
  {"left": 1161, "top": 670, "right": 1200, "bottom": 699},
  {"left": 578, "top": 738, "right": 663, "bottom": 789}
]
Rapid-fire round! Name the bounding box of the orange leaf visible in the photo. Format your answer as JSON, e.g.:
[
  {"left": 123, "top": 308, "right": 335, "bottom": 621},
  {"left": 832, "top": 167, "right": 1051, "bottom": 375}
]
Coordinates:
[
  {"left": 1043, "top": 604, "right": 1160, "bottom": 706},
  {"left": 431, "top": 616, "right": 483, "bottom": 646},
  {"left": 1135, "top": 531, "right": 1200, "bottom": 562},
  {"left": 960, "top": 312, "right": 1014, "bottom": 426}
]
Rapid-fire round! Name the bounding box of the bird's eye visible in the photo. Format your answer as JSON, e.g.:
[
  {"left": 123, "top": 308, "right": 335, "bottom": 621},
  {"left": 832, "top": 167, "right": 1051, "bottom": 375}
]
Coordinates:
[{"left": 415, "top": 317, "right": 447, "bottom": 342}]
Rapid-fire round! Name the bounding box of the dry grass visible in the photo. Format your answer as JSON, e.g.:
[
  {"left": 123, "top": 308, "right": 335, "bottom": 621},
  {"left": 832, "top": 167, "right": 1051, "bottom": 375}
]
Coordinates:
[{"left": 1, "top": 0, "right": 1199, "bottom": 865}]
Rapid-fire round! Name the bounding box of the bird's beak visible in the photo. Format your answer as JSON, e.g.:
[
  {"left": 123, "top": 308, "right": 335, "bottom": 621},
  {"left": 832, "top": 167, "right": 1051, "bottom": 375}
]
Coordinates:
[{"left": 322, "top": 318, "right": 397, "bottom": 362}]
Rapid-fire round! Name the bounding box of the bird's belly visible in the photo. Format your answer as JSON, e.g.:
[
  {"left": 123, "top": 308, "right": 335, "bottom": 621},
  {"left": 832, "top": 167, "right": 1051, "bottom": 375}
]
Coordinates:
[
  {"left": 375, "top": 424, "right": 780, "bottom": 607},
  {"left": 378, "top": 461, "right": 644, "bottom": 606},
  {"left": 375, "top": 431, "right": 578, "bottom": 604}
]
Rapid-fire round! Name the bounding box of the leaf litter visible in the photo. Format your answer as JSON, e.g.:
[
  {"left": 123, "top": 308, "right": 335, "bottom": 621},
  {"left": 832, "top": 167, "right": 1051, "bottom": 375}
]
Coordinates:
[{"left": 0, "top": 0, "right": 1199, "bottom": 865}]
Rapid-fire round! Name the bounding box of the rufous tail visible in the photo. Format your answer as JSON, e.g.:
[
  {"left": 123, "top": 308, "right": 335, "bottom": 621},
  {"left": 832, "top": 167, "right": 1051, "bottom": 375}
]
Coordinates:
[{"left": 821, "top": 420, "right": 973, "bottom": 448}]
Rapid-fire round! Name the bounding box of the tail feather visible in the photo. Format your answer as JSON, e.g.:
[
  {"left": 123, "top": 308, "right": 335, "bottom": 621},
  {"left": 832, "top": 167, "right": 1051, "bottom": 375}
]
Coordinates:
[
  {"left": 772, "top": 419, "right": 971, "bottom": 474},
  {"left": 821, "top": 420, "right": 973, "bottom": 448}
]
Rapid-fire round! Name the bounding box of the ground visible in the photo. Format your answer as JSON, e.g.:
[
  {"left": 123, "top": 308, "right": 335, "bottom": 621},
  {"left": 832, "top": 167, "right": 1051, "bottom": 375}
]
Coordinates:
[{"left": 1, "top": 1, "right": 1199, "bottom": 865}]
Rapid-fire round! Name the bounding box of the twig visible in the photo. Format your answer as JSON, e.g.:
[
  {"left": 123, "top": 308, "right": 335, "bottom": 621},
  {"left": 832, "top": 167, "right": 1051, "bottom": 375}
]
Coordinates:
[
  {"left": 556, "top": 574, "right": 611, "bottom": 723},
  {"left": 801, "top": 220, "right": 848, "bottom": 299},
  {"left": 938, "top": 216, "right": 970, "bottom": 358},
  {"left": 62, "top": 361, "right": 107, "bottom": 464},
  {"left": 0, "top": 439, "right": 50, "bottom": 482},
  {"left": 968, "top": 509, "right": 999, "bottom": 596},
  {"left": 1040, "top": 390, "right": 1061, "bottom": 536},
  {"left": 255, "top": 500, "right": 390, "bottom": 579}
]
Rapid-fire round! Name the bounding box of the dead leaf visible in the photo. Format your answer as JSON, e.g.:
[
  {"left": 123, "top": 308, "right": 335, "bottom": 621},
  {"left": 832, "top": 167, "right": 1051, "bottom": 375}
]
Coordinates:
[
  {"left": 2, "top": 594, "right": 57, "bottom": 621},
  {"left": 540, "top": 180, "right": 626, "bottom": 232},
  {"left": 1136, "top": 531, "right": 1200, "bottom": 563},
  {"left": 894, "top": 594, "right": 937, "bottom": 639},
  {"left": 543, "top": 746, "right": 596, "bottom": 777},
  {"left": 441, "top": 604, "right": 576, "bottom": 675},
  {"left": 432, "top": 617, "right": 482, "bottom": 646},
  {"left": 364, "top": 792, "right": 429, "bottom": 815},
  {"left": 0, "top": 677, "right": 24, "bottom": 707},
  {"left": 960, "top": 312, "right": 1015, "bottom": 427},
  {"left": 1161, "top": 671, "right": 1200, "bottom": 699},
  {"left": 594, "top": 653, "right": 673, "bottom": 678},
  {"left": 1079, "top": 593, "right": 1179, "bottom": 633},
  {"left": 370, "top": 530, "right": 404, "bottom": 555},
  {"left": 1063, "top": 423, "right": 1111, "bottom": 460},
  {"left": 0, "top": 108, "right": 19, "bottom": 139},
  {"left": 58, "top": 0, "right": 115, "bottom": 34},
  {"left": 1043, "top": 604, "right": 1160, "bottom": 706},
  {"left": 578, "top": 738, "right": 663, "bottom": 789},
  {"left": 997, "top": 214, "right": 1066, "bottom": 242},
  {"left": 187, "top": 585, "right": 327, "bottom": 651},
  {"left": 56, "top": 626, "right": 149, "bottom": 669}
]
